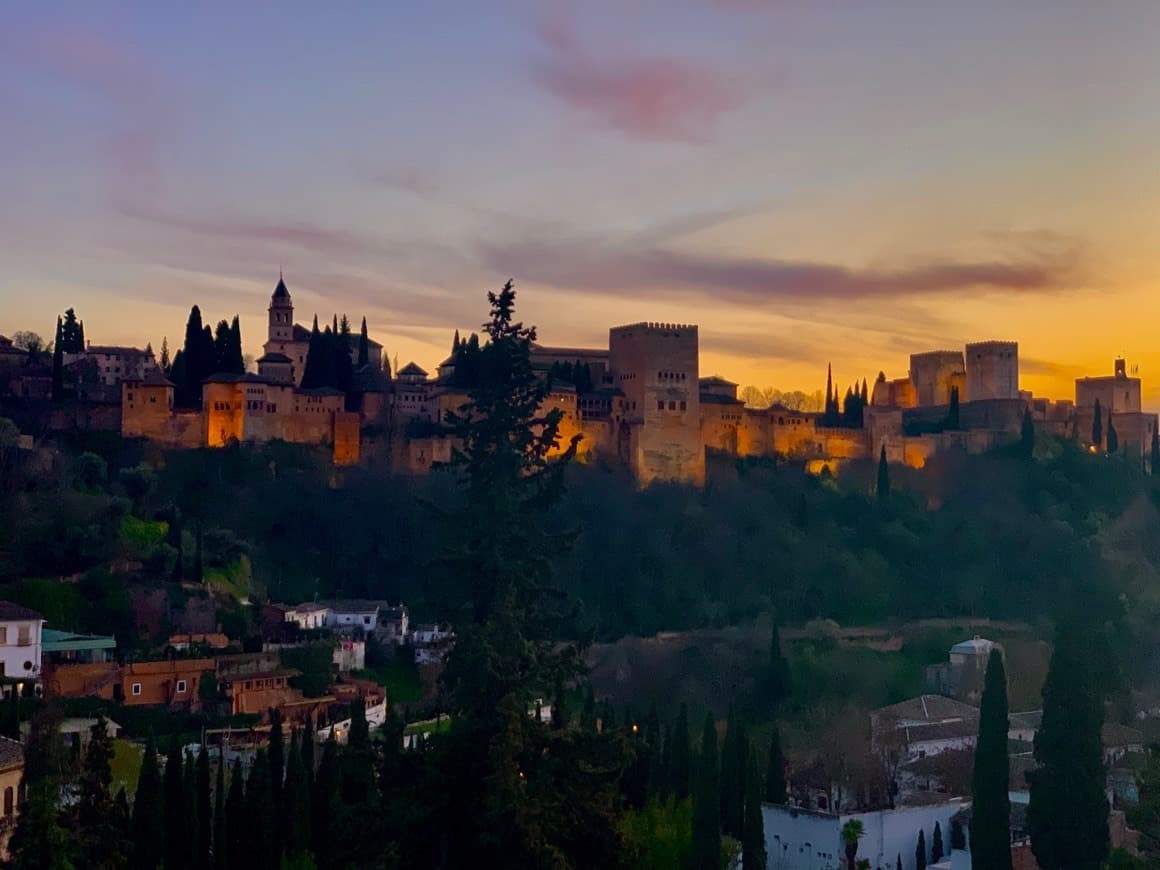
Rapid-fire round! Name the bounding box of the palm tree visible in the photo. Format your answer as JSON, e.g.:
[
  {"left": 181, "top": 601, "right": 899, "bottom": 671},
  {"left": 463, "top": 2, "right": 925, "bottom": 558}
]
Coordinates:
[{"left": 841, "top": 819, "right": 865, "bottom": 870}]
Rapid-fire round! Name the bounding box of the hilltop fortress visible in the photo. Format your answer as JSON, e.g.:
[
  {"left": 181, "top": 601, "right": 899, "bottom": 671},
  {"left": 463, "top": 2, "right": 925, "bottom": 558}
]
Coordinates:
[{"left": 114, "top": 277, "right": 1157, "bottom": 483}]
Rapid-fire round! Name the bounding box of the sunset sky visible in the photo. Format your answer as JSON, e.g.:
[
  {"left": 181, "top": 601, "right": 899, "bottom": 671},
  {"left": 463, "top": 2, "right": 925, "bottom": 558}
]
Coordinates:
[{"left": 3, "top": 1, "right": 1159, "bottom": 405}]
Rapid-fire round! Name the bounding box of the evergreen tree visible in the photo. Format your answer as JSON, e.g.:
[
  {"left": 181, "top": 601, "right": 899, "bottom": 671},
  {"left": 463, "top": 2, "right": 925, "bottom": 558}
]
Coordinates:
[
  {"left": 283, "top": 732, "right": 311, "bottom": 860},
  {"left": 225, "top": 760, "right": 245, "bottom": 870},
  {"left": 877, "top": 446, "right": 890, "bottom": 501},
  {"left": 433, "top": 282, "right": 624, "bottom": 866},
  {"left": 948, "top": 386, "right": 961, "bottom": 430},
  {"left": 765, "top": 726, "right": 786, "bottom": 804},
  {"left": 861, "top": 378, "right": 868, "bottom": 405},
  {"left": 310, "top": 736, "right": 338, "bottom": 859},
  {"left": 358, "top": 318, "right": 370, "bottom": 368},
  {"left": 1028, "top": 616, "right": 1109, "bottom": 869},
  {"left": 300, "top": 317, "right": 323, "bottom": 390},
  {"left": 1092, "top": 398, "right": 1104, "bottom": 448},
  {"left": 183, "top": 751, "right": 198, "bottom": 868},
  {"left": 51, "top": 316, "right": 64, "bottom": 401},
  {"left": 742, "top": 745, "right": 766, "bottom": 869},
  {"left": 213, "top": 752, "right": 226, "bottom": 870},
  {"left": 916, "top": 828, "right": 927, "bottom": 870},
  {"left": 196, "top": 748, "right": 211, "bottom": 870},
  {"left": 824, "top": 363, "right": 835, "bottom": 425},
  {"left": 1107, "top": 410, "right": 1119, "bottom": 453},
  {"left": 268, "top": 707, "right": 285, "bottom": 844},
  {"left": 971, "top": 649, "right": 1012, "bottom": 870},
  {"left": 1021, "top": 408, "right": 1035, "bottom": 458},
  {"left": 301, "top": 715, "right": 315, "bottom": 779},
  {"left": 160, "top": 337, "right": 170, "bottom": 373},
  {"left": 671, "top": 704, "right": 691, "bottom": 801},
  {"left": 950, "top": 817, "right": 966, "bottom": 851},
  {"left": 74, "top": 717, "right": 129, "bottom": 868},
  {"left": 178, "top": 305, "right": 215, "bottom": 408},
  {"left": 60, "top": 308, "right": 85, "bottom": 353},
  {"left": 213, "top": 320, "right": 232, "bottom": 373},
  {"left": 228, "top": 316, "right": 244, "bottom": 374},
  {"left": 720, "top": 710, "right": 742, "bottom": 838},
  {"left": 931, "top": 821, "right": 944, "bottom": 863},
  {"left": 767, "top": 618, "right": 791, "bottom": 715},
  {"left": 896, "top": 855, "right": 903, "bottom": 870},
  {"left": 244, "top": 750, "right": 274, "bottom": 870},
  {"left": 163, "top": 736, "right": 186, "bottom": 870},
  {"left": 9, "top": 707, "right": 72, "bottom": 870},
  {"left": 691, "top": 715, "right": 721, "bottom": 870},
  {"left": 132, "top": 735, "right": 164, "bottom": 869},
  {"left": 1152, "top": 429, "right": 1160, "bottom": 476}
]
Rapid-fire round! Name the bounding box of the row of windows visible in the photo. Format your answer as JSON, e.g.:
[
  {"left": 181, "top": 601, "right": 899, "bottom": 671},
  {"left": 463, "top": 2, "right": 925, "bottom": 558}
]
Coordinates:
[
  {"left": 658, "top": 371, "right": 687, "bottom": 381},
  {"left": 131, "top": 678, "right": 188, "bottom": 696},
  {"left": 0, "top": 627, "right": 31, "bottom": 645},
  {"left": 657, "top": 400, "right": 688, "bottom": 412},
  {"left": 618, "top": 372, "right": 637, "bottom": 381},
  {"left": 400, "top": 394, "right": 425, "bottom": 403}
]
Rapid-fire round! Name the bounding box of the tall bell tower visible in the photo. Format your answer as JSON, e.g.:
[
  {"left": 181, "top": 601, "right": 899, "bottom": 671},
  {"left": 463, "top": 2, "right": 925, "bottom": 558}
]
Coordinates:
[{"left": 268, "top": 273, "right": 294, "bottom": 343}]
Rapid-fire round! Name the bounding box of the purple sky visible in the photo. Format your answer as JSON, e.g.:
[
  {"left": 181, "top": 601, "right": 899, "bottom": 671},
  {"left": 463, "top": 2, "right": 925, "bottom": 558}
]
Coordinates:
[{"left": 3, "top": 0, "right": 1160, "bottom": 402}]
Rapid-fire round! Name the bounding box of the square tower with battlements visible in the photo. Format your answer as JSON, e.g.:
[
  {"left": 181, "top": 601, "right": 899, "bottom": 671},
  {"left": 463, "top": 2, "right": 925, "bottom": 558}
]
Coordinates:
[
  {"left": 608, "top": 322, "right": 704, "bottom": 485},
  {"left": 965, "top": 340, "right": 1019, "bottom": 402}
]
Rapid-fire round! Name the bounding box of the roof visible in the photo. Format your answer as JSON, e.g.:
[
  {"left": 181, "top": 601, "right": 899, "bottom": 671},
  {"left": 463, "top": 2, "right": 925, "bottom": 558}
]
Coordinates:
[
  {"left": 0, "top": 737, "right": 23, "bottom": 772},
  {"left": 168, "top": 633, "right": 230, "bottom": 648},
  {"left": 257, "top": 352, "right": 292, "bottom": 364},
  {"left": 42, "top": 629, "right": 116, "bottom": 652},
  {"left": 124, "top": 367, "right": 174, "bottom": 387},
  {"left": 292, "top": 324, "right": 312, "bottom": 342},
  {"left": 318, "top": 599, "right": 384, "bottom": 614},
  {"left": 272, "top": 277, "right": 291, "bottom": 300},
  {"left": 397, "top": 362, "right": 428, "bottom": 377},
  {"left": 872, "top": 695, "right": 979, "bottom": 723},
  {"left": 0, "top": 602, "right": 44, "bottom": 622},
  {"left": 699, "top": 375, "right": 737, "bottom": 387},
  {"left": 950, "top": 636, "right": 995, "bottom": 655},
  {"left": 286, "top": 602, "right": 330, "bottom": 614},
  {"left": 1102, "top": 721, "right": 1145, "bottom": 748},
  {"left": 85, "top": 345, "right": 152, "bottom": 357}
]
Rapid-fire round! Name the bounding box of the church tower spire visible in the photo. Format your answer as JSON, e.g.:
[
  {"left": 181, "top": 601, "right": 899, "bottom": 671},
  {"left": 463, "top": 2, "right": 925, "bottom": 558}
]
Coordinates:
[{"left": 268, "top": 273, "right": 293, "bottom": 344}]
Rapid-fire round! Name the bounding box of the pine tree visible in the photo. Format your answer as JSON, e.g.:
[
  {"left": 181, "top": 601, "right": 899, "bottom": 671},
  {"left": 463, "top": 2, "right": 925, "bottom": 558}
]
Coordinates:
[
  {"left": 971, "top": 649, "right": 1013, "bottom": 870},
  {"left": 671, "top": 704, "right": 691, "bottom": 801},
  {"left": 692, "top": 715, "right": 721, "bottom": 870},
  {"left": 163, "top": 736, "right": 186, "bottom": 870},
  {"left": 196, "top": 748, "right": 211, "bottom": 870},
  {"left": 358, "top": 318, "right": 370, "bottom": 368},
  {"left": 132, "top": 735, "right": 164, "bottom": 868},
  {"left": 1092, "top": 398, "right": 1103, "bottom": 448},
  {"left": 1107, "top": 410, "right": 1119, "bottom": 453},
  {"left": 916, "top": 828, "right": 927, "bottom": 870},
  {"left": 931, "top": 821, "right": 944, "bottom": 863},
  {"left": 877, "top": 446, "right": 890, "bottom": 502},
  {"left": 765, "top": 726, "right": 786, "bottom": 804},
  {"left": 213, "top": 320, "right": 232, "bottom": 373},
  {"left": 75, "top": 718, "right": 129, "bottom": 868},
  {"left": 51, "top": 316, "right": 64, "bottom": 401},
  {"left": 225, "top": 760, "right": 245, "bottom": 870},
  {"left": 1021, "top": 408, "right": 1035, "bottom": 458},
  {"left": 160, "top": 337, "right": 170, "bottom": 373},
  {"left": 213, "top": 752, "right": 226, "bottom": 870},
  {"left": 1028, "top": 616, "right": 1109, "bottom": 869},
  {"left": 742, "top": 744, "right": 766, "bottom": 870},
  {"left": 60, "top": 308, "right": 85, "bottom": 353}
]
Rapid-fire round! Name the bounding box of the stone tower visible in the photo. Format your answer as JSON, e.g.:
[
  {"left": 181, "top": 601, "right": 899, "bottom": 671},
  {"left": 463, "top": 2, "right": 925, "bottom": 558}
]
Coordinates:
[
  {"left": 268, "top": 274, "right": 294, "bottom": 343},
  {"left": 608, "top": 322, "right": 704, "bottom": 485},
  {"left": 965, "top": 340, "right": 1019, "bottom": 402}
]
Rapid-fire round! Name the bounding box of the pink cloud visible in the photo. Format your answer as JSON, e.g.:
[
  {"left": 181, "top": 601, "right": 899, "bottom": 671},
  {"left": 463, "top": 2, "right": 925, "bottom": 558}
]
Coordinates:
[{"left": 531, "top": 11, "right": 744, "bottom": 143}]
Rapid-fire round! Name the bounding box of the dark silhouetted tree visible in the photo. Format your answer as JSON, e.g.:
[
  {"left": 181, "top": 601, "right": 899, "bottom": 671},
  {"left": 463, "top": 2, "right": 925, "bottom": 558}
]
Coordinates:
[
  {"left": 358, "top": 317, "right": 370, "bottom": 368},
  {"left": 948, "top": 386, "right": 960, "bottom": 430},
  {"left": 671, "top": 704, "right": 691, "bottom": 801},
  {"left": 1152, "top": 429, "right": 1160, "bottom": 476},
  {"left": 692, "top": 715, "right": 721, "bottom": 870},
  {"left": 160, "top": 337, "right": 170, "bottom": 373},
  {"left": 1093, "top": 398, "right": 1103, "bottom": 448},
  {"left": 74, "top": 717, "right": 129, "bottom": 868},
  {"left": 766, "top": 726, "right": 786, "bottom": 804},
  {"left": 743, "top": 747, "right": 766, "bottom": 870},
  {"left": 196, "top": 748, "right": 211, "bottom": 870},
  {"left": 225, "top": 759, "right": 245, "bottom": 870},
  {"left": 213, "top": 750, "right": 226, "bottom": 870},
  {"left": 9, "top": 707, "right": 72, "bottom": 870},
  {"left": 971, "top": 649, "right": 1012, "bottom": 870},
  {"left": 931, "top": 821, "right": 944, "bottom": 863},
  {"left": 162, "top": 736, "right": 185, "bottom": 870},
  {"left": 877, "top": 446, "right": 890, "bottom": 501},
  {"left": 1107, "top": 410, "right": 1119, "bottom": 453},
  {"left": 1028, "top": 615, "right": 1109, "bottom": 869},
  {"left": 132, "top": 735, "right": 163, "bottom": 868},
  {"left": 916, "top": 828, "right": 927, "bottom": 870},
  {"left": 60, "top": 308, "right": 85, "bottom": 353},
  {"left": 51, "top": 316, "right": 64, "bottom": 401}
]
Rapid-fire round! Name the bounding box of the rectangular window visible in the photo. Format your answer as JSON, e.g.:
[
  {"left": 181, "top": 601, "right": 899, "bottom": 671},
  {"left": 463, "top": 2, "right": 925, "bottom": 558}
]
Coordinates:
[
  {"left": 0, "top": 628, "right": 6, "bottom": 645},
  {"left": 131, "top": 683, "right": 142, "bottom": 696},
  {"left": 668, "top": 401, "right": 676, "bottom": 411},
  {"left": 16, "top": 627, "right": 29, "bottom": 646},
  {"left": 657, "top": 401, "right": 664, "bottom": 411},
  {"left": 679, "top": 401, "right": 687, "bottom": 411},
  {"left": 176, "top": 679, "right": 187, "bottom": 694}
]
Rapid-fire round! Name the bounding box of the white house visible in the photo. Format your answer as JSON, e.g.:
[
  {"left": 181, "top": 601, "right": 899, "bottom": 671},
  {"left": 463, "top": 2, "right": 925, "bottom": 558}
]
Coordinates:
[
  {"left": 321, "top": 601, "right": 381, "bottom": 632},
  {"left": 332, "top": 638, "right": 366, "bottom": 673},
  {"left": 871, "top": 695, "right": 979, "bottom": 763},
  {"left": 283, "top": 603, "right": 330, "bottom": 631},
  {"left": 411, "top": 624, "right": 451, "bottom": 645},
  {"left": 0, "top": 603, "right": 45, "bottom": 684}
]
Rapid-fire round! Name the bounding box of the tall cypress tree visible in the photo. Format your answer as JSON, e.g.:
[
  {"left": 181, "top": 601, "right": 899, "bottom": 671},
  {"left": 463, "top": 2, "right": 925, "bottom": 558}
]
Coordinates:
[
  {"left": 720, "top": 710, "right": 741, "bottom": 838},
  {"left": 268, "top": 707, "right": 285, "bottom": 845},
  {"left": 310, "top": 736, "right": 338, "bottom": 859},
  {"left": 671, "top": 704, "right": 691, "bottom": 801},
  {"left": 160, "top": 337, "right": 170, "bottom": 373},
  {"left": 162, "top": 736, "right": 186, "bottom": 870},
  {"left": 358, "top": 317, "right": 370, "bottom": 368},
  {"left": 244, "top": 751, "right": 274, "bottom": 870},
  {"left": 300, "top": 316, "right": 323, "bottom": 389},
  {"left": 75, "top": 718, "right": 127, "bottom": 867},
  {"left": 1152, "top": 428, "right": 1160, "bottom": 476},
  {"left": 9, "top": 708, "right": 72, "bottom": 870},
  {"left": 742, "top": 744, "right": 766, "bottom": 870},
  {"left": 213, "top": 320, "right": 232, "bottom": 373},
  {"left": 765, "top": 726, "right": 786, "bottom": 804},
  {"left": 213, "top": 752, "right": 226, "bottom": 870},
  {"left": 51, "top": 316, "right": 64, "bottom": 401},
  {"left": 1028, "top": 616, "right": 1109, "bottom": 869},
  {"left": 132, "top": 735, "right": 164, "bottom": 869},
  {"left": 182, "top": 751, "right": 198, "bottom": 868},
  {"left": 916, "top": 828, "right": 927, "bottom": 870},
  {"left": 971, "top": 649, "right": 1013, "bottom": 870},
  {"left": 228, "top": 316, "right": 244, "bottom": 373},
  {"left": 931, "top": 821, "right": 944, "bottom": 863},
  {"left": 948, "top": 385, "right": 961, "bottom": 430},
  {"left": 767, "top": 618, "right": 791, "bottom": 715},
  {"left": 282, "top": 732, "right": 311, "bottom": 860},
  {"left": 196, "top": 748, "right": 211, "bottom": 870},
  {"left": 1107, "top": 410, "right": 1119, "bottom": 453},
  {"left": 225, "top": 760, "right": 246, "bottom": 870},
  {"left": 1092, "top": 398, "right": 1103, "bottom": 448},
  {"left": 877, "top": 446, "right": 890, "bottom": 502},
  {"left": 692, "top": 715, "right": 721, "bottom": 870}
]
